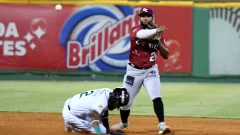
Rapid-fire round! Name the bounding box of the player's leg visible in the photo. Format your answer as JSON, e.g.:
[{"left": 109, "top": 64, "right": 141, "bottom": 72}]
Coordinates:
[
  {"left": 112, "top": 74, "right": 142, "bottom": 130},
  {"left": 143, "top": 66, "right": 171, "bottom": 134},
  {"left": 66, "top": 112, "right": 107, "bottom": 134},
  {"left": 62, "top": 98, "right": 73, "bottom": 132},
  {"left": 111, "top": 65, "right": 144, "bottom": 131}
]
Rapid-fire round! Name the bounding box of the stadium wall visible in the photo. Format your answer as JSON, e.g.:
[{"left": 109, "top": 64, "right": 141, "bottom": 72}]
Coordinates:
[{"left": 0, "top": 0, "right": 239, "bottom": 82}]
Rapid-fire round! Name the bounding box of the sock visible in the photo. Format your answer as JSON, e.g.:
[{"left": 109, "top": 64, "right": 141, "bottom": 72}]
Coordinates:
[
  {"left": 120, "top": 109, "right": 130, "bottom": 123},
  {"left": 153, "top": 97, "right": 164, "bottom": 122}
]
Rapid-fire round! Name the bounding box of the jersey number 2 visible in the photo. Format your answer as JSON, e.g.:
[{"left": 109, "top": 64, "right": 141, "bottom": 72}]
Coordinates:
[
  {"left": 79, "top": 91, "right": 94, "bottom": 98},
  {"left": 149, "top": 52, "right": 157, "bottom": 61}
]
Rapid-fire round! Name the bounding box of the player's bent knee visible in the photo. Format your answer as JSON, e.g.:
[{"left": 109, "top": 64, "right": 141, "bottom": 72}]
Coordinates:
[
  {"left": 120, "top": 99, "right": 134, "bottom": 110},
  {"left": 153, "top": 97, "right": 163, "bottom": 107},
  {"left": 100, "top": 124, "right": 107, "bottom": 134}
]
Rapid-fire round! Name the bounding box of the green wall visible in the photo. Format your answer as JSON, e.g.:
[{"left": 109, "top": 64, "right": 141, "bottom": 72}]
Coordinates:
[{"left": 192, "top": 7, "right": 209, "bottom": 77}]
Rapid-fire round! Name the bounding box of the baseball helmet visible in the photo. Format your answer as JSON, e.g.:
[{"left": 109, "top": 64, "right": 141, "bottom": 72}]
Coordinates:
[
  {"left": 139, "top": 7, "right": 154, "bottom": 17},
  {"left": 108, "top": 87, "right": 129, "bottom": 110}
]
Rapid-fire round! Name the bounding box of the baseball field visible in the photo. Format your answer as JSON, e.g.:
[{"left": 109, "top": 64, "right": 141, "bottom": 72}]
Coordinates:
[{"left": 1, "top": 81, "right": 240, "bottom": 135}]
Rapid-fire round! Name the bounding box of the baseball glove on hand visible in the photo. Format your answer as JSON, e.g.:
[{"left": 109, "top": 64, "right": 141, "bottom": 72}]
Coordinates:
[
  {"left": 148, "top": 22, "right": 161, "bottom": 40},
  {"left": 147, "top": 22, "right": 161, "bottom": 51},
  {"left": 136, "top": 23, "right": 162, "bottom": 51}
]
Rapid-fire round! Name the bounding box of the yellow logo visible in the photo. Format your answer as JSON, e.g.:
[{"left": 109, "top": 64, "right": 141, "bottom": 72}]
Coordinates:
[{"left": 98, "top": 105, "right": 103, "bottom": 109}]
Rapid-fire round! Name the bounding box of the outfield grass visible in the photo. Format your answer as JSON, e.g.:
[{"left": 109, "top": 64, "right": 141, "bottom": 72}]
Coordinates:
[{"left": 0, "top": 81, "right": 240, "bottom": 119}]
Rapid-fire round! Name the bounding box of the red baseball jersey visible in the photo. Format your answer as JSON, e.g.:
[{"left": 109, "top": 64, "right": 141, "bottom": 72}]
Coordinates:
[{"left": 129, "top": 25, "right": 165, "bottom": 68}]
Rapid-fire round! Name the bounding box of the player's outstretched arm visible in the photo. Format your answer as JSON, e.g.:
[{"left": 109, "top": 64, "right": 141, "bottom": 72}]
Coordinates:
[
  {"left": 136, "top": 29, "right": 158, "bottom": 39},
  {"left": 134, "top": 23, "right": 166, "bottom": 39}
]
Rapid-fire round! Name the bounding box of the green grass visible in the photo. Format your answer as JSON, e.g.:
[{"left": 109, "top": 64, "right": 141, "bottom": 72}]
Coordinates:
[{"left": 0, "top": 81, "right": 240, "bottom": 119}]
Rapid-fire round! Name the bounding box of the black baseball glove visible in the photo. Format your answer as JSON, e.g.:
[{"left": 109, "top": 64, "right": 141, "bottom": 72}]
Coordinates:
[
  {"left": 135, "top": 22, "right": 160, "bottom": 51},
  {"left": 147, "top": 22, "right": 161, "bottom": 41}
]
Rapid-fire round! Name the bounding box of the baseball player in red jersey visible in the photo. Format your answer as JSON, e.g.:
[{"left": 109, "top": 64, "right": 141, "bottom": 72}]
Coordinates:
[{"left": 111, "top": 7, "right": 171, "bottom": 134}]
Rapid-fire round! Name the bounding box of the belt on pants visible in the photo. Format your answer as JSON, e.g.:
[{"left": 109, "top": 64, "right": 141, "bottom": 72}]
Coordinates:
[{"left": 128, "top": 62, "right": 152, "bottom": 70}]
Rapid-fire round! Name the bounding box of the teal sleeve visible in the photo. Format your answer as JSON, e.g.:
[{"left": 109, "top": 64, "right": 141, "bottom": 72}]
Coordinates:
[{"left": 93, "top": 125, "right": 101, "bottom": 135}]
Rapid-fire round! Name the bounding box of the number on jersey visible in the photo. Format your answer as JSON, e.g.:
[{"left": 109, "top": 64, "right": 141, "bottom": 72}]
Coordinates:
[
  {"left": 79, "top": 91, "right": 94, "bottom": 98},
  {"left": 149, "top": 52, "right": 157, "bottom": 61}
]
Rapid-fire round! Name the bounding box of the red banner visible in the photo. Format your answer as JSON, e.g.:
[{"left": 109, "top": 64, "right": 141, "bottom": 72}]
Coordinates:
[
  {"left": 0, "top": 4, "right": 192, "bottom": 73},
  {"left": 0, "top": 4, "right": 69, "bottom": 70},
  {"left": 151, "top": 6, "right": 193, "bottom": 73}
]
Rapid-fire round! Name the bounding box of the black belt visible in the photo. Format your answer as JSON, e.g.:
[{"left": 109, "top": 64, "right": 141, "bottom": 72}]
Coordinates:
[
  {"left": 68, "top": 105, "right": 70, "bottom": 110},
  {"left": 128, "top": 62, "right": 152, "bottom": 70}
]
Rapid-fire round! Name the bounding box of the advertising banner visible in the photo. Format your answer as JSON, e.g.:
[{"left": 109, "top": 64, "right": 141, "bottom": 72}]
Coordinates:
[{"left": 0, "top": 4, "right": 192, "bottom": 72}]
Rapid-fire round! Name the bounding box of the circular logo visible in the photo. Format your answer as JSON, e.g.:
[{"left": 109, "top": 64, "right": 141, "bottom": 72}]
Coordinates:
[{"left": 60, "top": 5, "right": 136, "bottom": 72}]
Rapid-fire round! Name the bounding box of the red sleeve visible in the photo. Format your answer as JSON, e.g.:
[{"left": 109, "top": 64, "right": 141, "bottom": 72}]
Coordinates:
[
  {"left": 160, "top": 32, "right": 168, "bottom": 48},
  {"left": 130, "top": 26, "right": 142, "bottom": 38}
]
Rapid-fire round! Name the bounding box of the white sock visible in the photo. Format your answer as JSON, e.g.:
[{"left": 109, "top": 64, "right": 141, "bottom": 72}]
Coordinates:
[
  {"left": 159, "top": 122, "right": 165, "bottom": 125},
  {"left": 158, "top": 122, "right": 166, "bottom": 129}
]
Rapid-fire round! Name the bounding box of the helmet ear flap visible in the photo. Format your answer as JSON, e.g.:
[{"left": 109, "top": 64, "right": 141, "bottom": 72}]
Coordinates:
[{"left": 120, "top": 90, "right": 129, "bottom": 106}]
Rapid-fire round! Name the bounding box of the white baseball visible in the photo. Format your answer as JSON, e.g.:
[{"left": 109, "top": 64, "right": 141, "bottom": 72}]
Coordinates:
[{"left": 55, "top": 4, "right": 62, "bottom": 11}]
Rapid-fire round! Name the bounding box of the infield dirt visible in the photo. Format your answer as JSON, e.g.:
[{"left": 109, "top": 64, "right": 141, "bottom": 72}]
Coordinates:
[{"left": 1, "top": 112, "right": 240, "bottom": 135}]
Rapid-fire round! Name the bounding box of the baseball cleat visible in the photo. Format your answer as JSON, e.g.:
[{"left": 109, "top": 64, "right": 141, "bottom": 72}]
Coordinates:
[
  {"left": 159, "top": 126, "right": 171, "bottom": 134},
  {"left": 158, "top": 123, "right": 171, "bottom": 135},
  {"left": 111, "top": 122, "right": 129, "bottom": 131}
]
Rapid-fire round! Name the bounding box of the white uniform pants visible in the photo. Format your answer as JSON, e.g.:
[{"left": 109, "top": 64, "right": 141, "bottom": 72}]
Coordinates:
[
  {"left": 62, "top": 98, "right": 107, "bottom": 134},
  {"left": 121, "top": 64, "right": 161, "bottom": 110}
]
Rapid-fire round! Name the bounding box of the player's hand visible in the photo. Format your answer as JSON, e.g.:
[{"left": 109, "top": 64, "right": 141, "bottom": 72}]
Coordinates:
[{"left": 156, "top": 25, "right": 167, "bottom": 32}]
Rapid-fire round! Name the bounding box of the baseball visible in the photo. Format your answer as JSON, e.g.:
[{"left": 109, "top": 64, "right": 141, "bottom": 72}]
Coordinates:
[{"left": 55, "top": 4, "right": 62, "bottom": 11}]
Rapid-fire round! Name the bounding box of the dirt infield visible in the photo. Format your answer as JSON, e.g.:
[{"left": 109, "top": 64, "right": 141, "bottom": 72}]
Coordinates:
[{"left": 1, "top": 112, "right": 240, "bottom": 135}]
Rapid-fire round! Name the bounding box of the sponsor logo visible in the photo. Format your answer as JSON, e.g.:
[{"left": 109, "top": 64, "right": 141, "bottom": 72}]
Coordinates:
[
  {"left": 98, "top": 105, "right": 103, "bottom": 109},
  {"left": 60, "top": 5, "right": 140, "bottom": 71},
  {"left": 0, "top": 18, "right": 46, "bottom": 56}
]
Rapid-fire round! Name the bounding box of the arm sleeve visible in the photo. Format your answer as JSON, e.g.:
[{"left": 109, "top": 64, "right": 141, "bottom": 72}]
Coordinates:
[
  {"left": 131, "top": 26, "right": 142, "bottom": 38},
  {"left": 136, "top": 29, "right": 157, "bottom": 39}
]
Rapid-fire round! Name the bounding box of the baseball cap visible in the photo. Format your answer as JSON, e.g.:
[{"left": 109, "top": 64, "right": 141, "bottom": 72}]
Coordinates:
[{"left": 139, "top": 7, "right": 154, "bottom": 16}]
